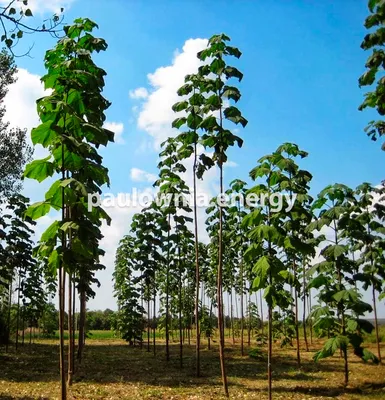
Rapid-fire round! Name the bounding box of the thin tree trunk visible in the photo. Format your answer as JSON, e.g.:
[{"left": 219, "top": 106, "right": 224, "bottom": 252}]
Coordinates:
[
  {"left": 247, "top": 290, "right": 251, "bottom": 347},
  {"left": 15, "top": 274, "right": 21, "bottom": 351},
  {"left": 302, "top": 263, "right": 309, "bottom": 352},
  {"left": 140, "top": 292, "right": 144, "bottom": 350},
  {"left": 153, "top": 285, "right": 156, "bottom": 357},
  {"left": 21, "top": 314, "right": 25, "bottom": 346},
  {"left": 147, "top": 297, "right": 150, "bottom": 352},
  {"left": 259, "top": 290, "right": 264, "bottom": 335},
  {"left": 308, "top": 289, "right": 313, "bottom": 344},
  {"left": 6, "top": 280, "right": 12, "bottom": 352},
  {"left": 193, "top": 139, "right": 201, "bottom": 377},
  {"left": 372, "top": 285, "right": 382, "bottom": 363},
  {"left": 58, "top": 262, "right": 67, "bottom": 400},
  {"left": 165, "top": 218, "right": 170, "bottom": 361},
  {"left": 267, "top": 301, "right": 273, "bottom": 400},
  {"left": 72, "top": 280, "right": 76, "bottom": 374},
  {"left": 293, "top": 261, "right": 300, "bottom": 367},
  {"left": 240, "top": 265, "right": 244, "bottom": 355},
  {"left": 178, "top": 246, "right": 183, "bottom": 369},
  {"left": 77, "top": 290, "right": 86, "bottom": 363},
  {"left": 67, "top": 274, "right": 73, "bottom": 386},
  {"left": 218, "top": 159, "right": 229, "bottom": 397}
]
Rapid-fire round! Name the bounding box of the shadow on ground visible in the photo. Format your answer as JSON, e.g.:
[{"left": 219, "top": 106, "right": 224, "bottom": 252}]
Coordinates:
[{"left": 0, "top": 341, "right": 384, "bottom": 399}]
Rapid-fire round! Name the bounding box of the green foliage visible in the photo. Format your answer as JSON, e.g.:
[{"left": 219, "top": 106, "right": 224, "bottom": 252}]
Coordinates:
[
  {"left": 23, "top": 18, "right": 113, "bottom": 298},
  {"left": 113, "top": 236, "right": 145, "bottom": 345},
  {"left": 0, "top": 1, "right": 64, "bottom": 54},
  {"left": 0, "top": 50, "right": 32, "bottom": 201},
  {"left": 359, "top": 0, "right": 385, "bottom": 149}
]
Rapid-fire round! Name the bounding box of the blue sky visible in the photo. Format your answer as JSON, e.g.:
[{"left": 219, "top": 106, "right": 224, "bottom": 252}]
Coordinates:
[{"left": 3, "top": 0, "right": 384, "bottom": 313}]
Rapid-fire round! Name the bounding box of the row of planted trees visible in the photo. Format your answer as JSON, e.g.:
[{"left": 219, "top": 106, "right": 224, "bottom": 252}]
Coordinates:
[
  {"left": 3, "top": 1, "right": 383, "bottom": 399},
  {"left": 0, "top": 194, "right": 56, "bottom": 349},
  {"left": 113, "top": 34, "right": 385, "bottom": 399},
  {"left": 0, "top": 45, "right": 57, "bottom": 351}
]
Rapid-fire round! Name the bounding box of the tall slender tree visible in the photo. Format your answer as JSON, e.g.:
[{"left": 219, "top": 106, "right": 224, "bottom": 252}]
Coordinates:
[
  {"left": 23, "top": 19, "right": 113, "bottom": 399},
  {"left": 198, "top": 33, "right": 247, "bottom": 397}
]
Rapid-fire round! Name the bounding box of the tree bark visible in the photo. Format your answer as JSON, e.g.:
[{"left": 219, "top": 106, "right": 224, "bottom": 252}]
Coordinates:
[
  {"left": 372, "top": 285, "right": 382, "bottom": 363},
  {"left": 15, "top": 274, "right": 20, "bottom": 351},
  {"left": 193, "top": 139, "right": 201, "bottom": 377},
  {"left": 77, "top": 290, "right": 86, "bottom": 363},
  {"left": 217, "top": 159, "right": 229, "bottom": 397},
  {"left": 302, "top": 263, "right": 309, "bottom": 352},
  {"left": 67, "top": 274, "right": 73, "bottom": 386},
  {"left": 293, "top": 261, "right": 300, "bottom": 367}
]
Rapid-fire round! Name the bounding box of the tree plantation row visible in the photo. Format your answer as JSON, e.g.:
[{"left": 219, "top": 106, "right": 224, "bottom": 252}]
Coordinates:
[{"left": 0, "top": 1, "right": 385, "bottom": 400}]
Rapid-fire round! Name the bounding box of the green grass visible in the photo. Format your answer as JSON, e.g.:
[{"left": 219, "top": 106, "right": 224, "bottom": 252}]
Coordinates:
[{"left": 1, "top": 332, "right": 385, "bottom": 399}]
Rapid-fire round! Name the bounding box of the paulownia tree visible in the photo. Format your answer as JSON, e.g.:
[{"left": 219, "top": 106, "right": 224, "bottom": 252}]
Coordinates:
[
  {"left": 243, "top": 143, "right": 313, "bottom": 400},
  {"left": 173, "top": 72, "right": 214, "bottom": 376},
  {"left": 359, "top": 0, "right": 385, "bottom": 150},
  {"left": 308, "top": 184, "right": 379, "bottom": 387},
  {"left": 113, "top": 235, "right": 145, "bottom": 346},
  {"left": 347, "top": 183, "right": 385, "bottom": 363},
  {"left": 23, "top": 18, "right": 113, "bottom": 400},
  {"left": 198, "top": 33, "right": 247, "bottom": 397}
]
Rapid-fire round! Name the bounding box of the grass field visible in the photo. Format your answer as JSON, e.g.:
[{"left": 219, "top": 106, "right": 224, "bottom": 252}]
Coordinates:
[{"left": 1, "top": 330, "right": 385, "bottom": 399}]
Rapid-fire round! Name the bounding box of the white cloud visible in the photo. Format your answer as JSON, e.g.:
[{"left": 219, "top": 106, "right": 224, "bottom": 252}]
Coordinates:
[
  {"left": 4, "top": 68, "right": 45, "bottom": 132},
  {"left": 224, "top": 160, "right": 238, "bottom": 168},
  {"left": 135, "top": 38, "right": 208, "bottom": 149},
  {"left": 130, "top": 167, "right": 157, "bottom": 183},
  {"left": 0, "top": 0, "right": 75, "bottom": 14},
  {"left": 129, "top": 87, "right": 148, "bottom": 100},
  {"left": 129, "top": 37, "right": 226, "bottom": 246},
  {"left": 3, "top": 67, "right": 49, "bottom": 160},
  {"left": 103, "top": 121, "right": 125, "bottom": 144}
]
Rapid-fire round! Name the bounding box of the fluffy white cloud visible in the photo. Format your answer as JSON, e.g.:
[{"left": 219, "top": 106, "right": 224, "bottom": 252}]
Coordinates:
[
  {"left": 4, "top": 68, "right": 45, "bottom": 132},
  {"left": 129, "top": 87, "right": 148, "bottom": 99},
  {"left": 135, "top": 38, "right": 208, "bottom": 149},
  {"left": 3, "top": 68, "right": 50, "bottom": 162},
  {"left": 130, "top": 167, "right": 157, "bottom": 183},
  {"left": 0, "top": 0, "right": 75, "bottom": 14},
  {"left": 103, "top": 121, "right": 125, "bottom": 144}
]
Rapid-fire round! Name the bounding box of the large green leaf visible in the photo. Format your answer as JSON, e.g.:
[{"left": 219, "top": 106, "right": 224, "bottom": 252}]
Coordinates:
[
  {"left": 25, "top": 201, "right": 50, "bottom": 220},
  {"left": 24, "top": 157, "right": 54, "bottom": 182}
]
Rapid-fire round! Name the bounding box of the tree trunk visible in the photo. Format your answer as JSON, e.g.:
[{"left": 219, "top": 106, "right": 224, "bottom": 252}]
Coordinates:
[
  {"left": 240, "top": 265, "right": 244, "bottom": 355},
  {"left": 67, "top": 274, "right": 73, "bottom": 386},
  {"left": 72, "top": 280, "right": 76, "bottom": 374},
  {"left": 178, "top": 247, "right": 183, "bottom": 369},
  {"left": 58, "top": 263, "right": 67, "bottom": 400},
  {"left": 21, "top": 315, "right": 25, "bottom": 346},
  {"left": 308, "top": 289, "right": 313, "bottom": 344},
  {"left": 77, "top": 290, "right": 86, "bottom": 363},
  {"left": 267, "top": 300, "right": 272, "bottom": 400},
  {"left": 6, "top": 280, "right": 12, "bottom": 352},
  {"left": 293, "top": 261, "right": 300, "bottom": 367},
  {"left": 15, "top": 274, "right": 21, "bottom": 351},
  {"left": 217, "top": 160, "right": 229, "bottom": 397},
  {"left": 259, "top": 290, "right": 264, "bottom": 335},
  {"left": 193, "top": 140, "right": 201, "bottom": 377},
  {"left": 231, "top": 290, "right": 235, "bottom": 345},
  {"left": 147, "top": 297, "right": 150, "bottom": 352},
  {"left": 153, "top": 286, "right": 156, "bottom": 357},
  {"left": 247, "top": 290, "right": 251, "bottom": 347},
  {"left": 302, "top": 263, "right": 309, "bottom": 352},
  {"left": 372, "top": 285, "right": 382, "bottom": 363},
  {"left": 165, "top": 233, "right": 170, "bottom": 361}
]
